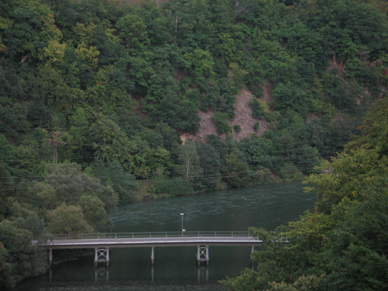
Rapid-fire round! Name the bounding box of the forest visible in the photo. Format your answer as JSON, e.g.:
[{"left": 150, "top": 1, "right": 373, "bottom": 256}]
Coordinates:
[{"left": 1, "top": 0, "right": 388, "bottom": 288}]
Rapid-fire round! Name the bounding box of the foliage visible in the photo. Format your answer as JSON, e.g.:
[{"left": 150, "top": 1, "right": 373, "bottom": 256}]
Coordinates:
[
  {"left": 91, "top": 159, "right": 136, "bottom": 204},
  {"left": 153, "top": 177, "right": 194, "bottom": 197},
  {"left": 223, "top": 94, "right": 388, "bottom": 290},
  {"left": 175, "top": 140, "right": 202, "bottom": 181},
  {"left": 0, "top": 219, "right": 46, "bottom": 288},
  {"left": 237, "top": 137, "right": 273, "bottom": 171},
  {"left": 197, "top": 142, "right": 221, "bottom": 189},
  {"left": 37, "top": 163, "right": 118, "bottom": 211},
  {"left": 221, "top": 152, "right": 251, "bottom": 188},
  {"left": 47, "top": 203, "right": 94, "bottom": 234},
  {"left": 212, "top": 112, "right": 232, "bottom": 135},
  {"left": 184, "top": 49, "right": 215, "bottom": 81},
  {"left": 1, "top": 0, "right": 388, "bottom": 287},
  {"left": 346, "top": 95, "right": 388, "bottom": 155},
  {"left": 250, "top": 98, "right": 266, "bottom": 119}
]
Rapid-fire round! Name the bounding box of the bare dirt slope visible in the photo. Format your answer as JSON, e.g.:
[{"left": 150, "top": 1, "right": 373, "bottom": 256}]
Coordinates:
[{"left": 180, "top": 89, "right": 268, "bottom": 143}]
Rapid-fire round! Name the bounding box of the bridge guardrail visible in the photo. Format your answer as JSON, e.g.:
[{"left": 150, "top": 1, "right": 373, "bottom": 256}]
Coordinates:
[{"left": 41, "top": 231, "right": 252, "bottom": 241}]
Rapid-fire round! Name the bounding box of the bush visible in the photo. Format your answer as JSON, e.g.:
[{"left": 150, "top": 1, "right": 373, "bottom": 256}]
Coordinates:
[
  {"left": 250, "top": 98, "right": 266, "bottom": 119},
  {"left": 212, "top": 112, "right": 232, "bottom": 134},
  {"left": 153, "top": 178, "right": 194, "bottom": 196},
  {"left": 278, "top": 162, "right": 303, "bottom": 180},
  {"left": 253, "top": 122, "right": 259, "bottom": 131},
  {"left": 233, "top": 124, "right": 241, "bottom": 133}
]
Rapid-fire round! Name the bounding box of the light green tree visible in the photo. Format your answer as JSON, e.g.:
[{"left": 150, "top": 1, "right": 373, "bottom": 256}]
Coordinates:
[
  {"left": 176, "top": 140, "right": 203, "bottom": 181},
  {"left": 46, "top": 203, "right": 94, "bottom": 234}
]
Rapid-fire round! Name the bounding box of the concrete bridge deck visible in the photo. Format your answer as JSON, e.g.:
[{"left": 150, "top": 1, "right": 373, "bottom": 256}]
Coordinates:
[{"left": 35, "top": 231, "right": 262, "bottom": 249}]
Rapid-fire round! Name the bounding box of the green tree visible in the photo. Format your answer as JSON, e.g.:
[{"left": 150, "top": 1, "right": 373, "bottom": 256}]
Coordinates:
[
  {"left": 0, "top": 219, "right": 46, "bottom": 289},
  {"left": 46, "top": 203, "right": 94, "bottom": 234},
  {"left": 221, "top": 152, "right": 251, "bottom": 188},
  {"left": 346, "top": 95, "right": 388, "bottom": 155},
  {"left": 238, "top": 137, "right": 273, "bottom": 171},
  {"left": 79, "top": 194, "right": 111, "bottom": 232},
  {"left": 272, "top": 82, "right": 311, "bottom": 114},
  {"left": 116, "top": 13, "right": 150, "bottom": 55},
  {"left": 305, "top": 147, "right": 382, "bottom": 213},
  {"left": 153, "top": 94, "right": 200, "bottom": 134},
  {"left": 38, "top": 163, "right": 118, "bottom": 211},
  {"left": 176, "top": 140, "right": 203, "bottom": 181},
  {"left": 1, "top": 1, "right": 51, "bottom": 64},
  {"left": 197, "top": 143, "right": 221, "bottom": 189},
  {"left": 91, "top": 159, "right": 136, "bottom": 204},
  {"left": 24, "top": 67, "right": 73, "bottom": 111},
  {"left": 212, "top": 112, "right": 232, "bottom": 135},
  {"left": 184, "top": 49, "right": 215, "bottom": 81}
]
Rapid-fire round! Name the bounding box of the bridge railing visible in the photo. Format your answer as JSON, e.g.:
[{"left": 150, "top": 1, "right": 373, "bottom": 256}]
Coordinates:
[{"left": 43, "top": 231, "right": 252, "bottom": 241}]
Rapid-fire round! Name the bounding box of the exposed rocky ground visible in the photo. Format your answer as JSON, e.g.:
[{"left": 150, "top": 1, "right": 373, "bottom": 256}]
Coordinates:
[{"left": 180, "top": 88, "right": 269, "bottom": 143}]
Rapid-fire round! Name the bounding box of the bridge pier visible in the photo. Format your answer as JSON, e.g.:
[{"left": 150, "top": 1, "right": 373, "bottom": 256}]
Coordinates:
[
  {"left": 48, "top": 248, "right": 53, "bottom": 266},
  {"left": 250, "top": 245, "right": 257, "bottom": 270},
  {"left": 94, "top": 247, "right": 110, "bottom": 267},
  {"left": 151, "top": 246, "right": 155, "bottom": 264},
  {"left": 196, "top": 245, "right": 209, "bottom": 266}
]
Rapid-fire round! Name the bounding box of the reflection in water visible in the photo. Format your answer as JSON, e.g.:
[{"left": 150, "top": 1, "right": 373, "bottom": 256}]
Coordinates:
[
  {"left": 13, "top": 182, "right": 315, "bottom": 290},
  {"left": 95, "top": 267, "right": 109, "bottom": 283},
  {"left": 23, "top": 266, "right": 222, "bottom": 291}
]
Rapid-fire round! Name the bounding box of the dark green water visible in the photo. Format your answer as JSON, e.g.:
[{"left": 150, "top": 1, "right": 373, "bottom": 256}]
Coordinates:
[{"left": 13, "top": 182, "right": 316, "bottom": 290}]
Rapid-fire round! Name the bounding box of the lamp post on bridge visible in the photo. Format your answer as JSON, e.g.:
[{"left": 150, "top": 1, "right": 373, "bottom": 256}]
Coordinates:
[{"left": 180, "top": 213, "right": 185, "bottom": 236}]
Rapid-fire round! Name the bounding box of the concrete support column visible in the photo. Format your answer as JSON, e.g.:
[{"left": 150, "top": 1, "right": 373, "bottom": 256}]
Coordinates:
[
  {"left": 48, "top": 248, "right": 53, "bottom": 266},
  {"left": 151, "top": 246, "right": 155, "bottom": 265},
  {"left": 250, "top": 245, "right": 256, "bottom": 270},
  {"left": 94, "top": 248, "right": 98, "bottom": 267}
]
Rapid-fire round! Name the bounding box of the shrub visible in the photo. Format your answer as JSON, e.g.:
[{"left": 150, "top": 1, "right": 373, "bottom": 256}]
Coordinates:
[{"left": 212, "top": 112, "right": 232, "bottom": 134}]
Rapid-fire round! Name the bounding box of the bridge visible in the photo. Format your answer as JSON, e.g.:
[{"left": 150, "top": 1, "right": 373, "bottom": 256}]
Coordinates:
[{"left": 34, "top": 231, "right": 262, "bottom": 266}]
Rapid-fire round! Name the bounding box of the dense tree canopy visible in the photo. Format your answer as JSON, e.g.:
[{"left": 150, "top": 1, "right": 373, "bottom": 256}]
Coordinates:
[
  {"left": 1, "top": 0, "right": 388, "bottom": 288},
  {"left": 223, "top": 94, "right": 388, "bottom": 290}
]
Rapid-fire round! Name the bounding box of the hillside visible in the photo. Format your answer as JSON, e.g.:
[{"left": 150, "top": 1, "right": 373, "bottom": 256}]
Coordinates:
[
  {"left": 181, "top": 89, "right": 268, "bottom": 143},
  {"left": 1, "top": 0, "right": 388, "bottom": 287}
]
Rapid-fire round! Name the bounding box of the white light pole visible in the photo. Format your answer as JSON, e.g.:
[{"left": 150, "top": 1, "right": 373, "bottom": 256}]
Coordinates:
[{"left": 180, "top": 213, "right": 185, "bottom": 236}]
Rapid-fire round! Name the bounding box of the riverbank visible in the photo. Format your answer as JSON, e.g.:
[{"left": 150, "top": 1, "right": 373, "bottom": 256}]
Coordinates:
[{"left": 128, "top": 171, "right": 304, "bottom": 203}]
